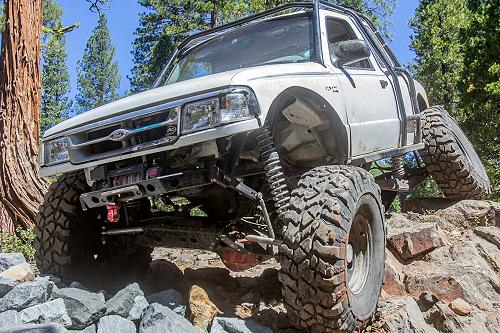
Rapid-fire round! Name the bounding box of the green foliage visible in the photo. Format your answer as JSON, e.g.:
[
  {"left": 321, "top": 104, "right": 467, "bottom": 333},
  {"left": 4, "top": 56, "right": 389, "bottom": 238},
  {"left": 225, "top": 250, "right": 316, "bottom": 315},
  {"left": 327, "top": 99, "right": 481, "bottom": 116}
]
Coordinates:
[
  {"left": 76, "top": 13, "right": 120, "bottom": 112},
  {"left": 410, "top": 0, "right": 499, "bottom": 200},
  {"left": 129, "top": 0, "right": 396, "bottom": 92},
  {"left": 0, "top": 227, "right": 36, "bottom": 260}
]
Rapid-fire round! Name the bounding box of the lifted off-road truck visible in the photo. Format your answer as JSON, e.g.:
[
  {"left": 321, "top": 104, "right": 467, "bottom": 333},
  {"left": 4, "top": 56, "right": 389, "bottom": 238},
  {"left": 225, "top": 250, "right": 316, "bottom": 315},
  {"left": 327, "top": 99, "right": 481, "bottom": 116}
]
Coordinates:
[{"left": 35, "top": 2, "right": 491, "bottom": 332}]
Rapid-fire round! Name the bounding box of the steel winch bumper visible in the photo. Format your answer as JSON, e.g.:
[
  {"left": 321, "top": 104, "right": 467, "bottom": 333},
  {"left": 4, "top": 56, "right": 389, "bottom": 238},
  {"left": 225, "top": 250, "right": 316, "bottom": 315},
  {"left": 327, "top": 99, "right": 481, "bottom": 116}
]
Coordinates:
[{"left": 80, "top": 169, "right": 212, "bottom": 210}]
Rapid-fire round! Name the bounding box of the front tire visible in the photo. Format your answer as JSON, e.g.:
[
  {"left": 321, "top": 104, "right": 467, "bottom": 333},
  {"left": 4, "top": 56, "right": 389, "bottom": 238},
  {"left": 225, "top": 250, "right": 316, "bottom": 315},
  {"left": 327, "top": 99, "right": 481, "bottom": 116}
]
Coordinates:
[
  {"left": 279, "top": 166, "right": 385, "bottom": 332},
  {"left": 421, "top": 106, "right": 491, "bottom": 199},
  {"left": 34, "top": 172, "right": 151, "bottom": 285}
]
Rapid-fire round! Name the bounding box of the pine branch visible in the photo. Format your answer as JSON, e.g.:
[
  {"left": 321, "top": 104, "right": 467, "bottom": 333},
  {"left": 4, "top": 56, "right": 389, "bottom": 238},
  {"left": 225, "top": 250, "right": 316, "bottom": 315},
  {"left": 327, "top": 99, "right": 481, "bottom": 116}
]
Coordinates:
[{"left": 43, "top": 23, "right": 80, "bottom": 35}]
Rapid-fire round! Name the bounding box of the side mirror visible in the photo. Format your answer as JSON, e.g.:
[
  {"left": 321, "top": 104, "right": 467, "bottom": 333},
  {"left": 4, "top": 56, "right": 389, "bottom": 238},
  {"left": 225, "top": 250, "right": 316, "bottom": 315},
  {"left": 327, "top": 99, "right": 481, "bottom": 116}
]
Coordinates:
[{"left": 331, "top": 39, "right": 371, "bottom": 67}]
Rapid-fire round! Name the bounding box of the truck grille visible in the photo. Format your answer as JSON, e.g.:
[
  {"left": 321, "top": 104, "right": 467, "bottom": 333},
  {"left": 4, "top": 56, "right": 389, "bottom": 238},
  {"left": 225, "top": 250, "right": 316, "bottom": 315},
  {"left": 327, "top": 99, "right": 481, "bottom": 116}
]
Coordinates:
[{"left": 67, "top": 105, "right": 180, "bottom": 164}]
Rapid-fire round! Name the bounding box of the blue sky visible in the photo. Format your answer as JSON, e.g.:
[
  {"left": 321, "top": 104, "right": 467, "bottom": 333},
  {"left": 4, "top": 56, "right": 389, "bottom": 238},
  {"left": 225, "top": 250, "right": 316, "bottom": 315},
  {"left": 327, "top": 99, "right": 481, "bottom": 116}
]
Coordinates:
[{"left": 59, "top": 0, "right": 418, "bottom": 98}]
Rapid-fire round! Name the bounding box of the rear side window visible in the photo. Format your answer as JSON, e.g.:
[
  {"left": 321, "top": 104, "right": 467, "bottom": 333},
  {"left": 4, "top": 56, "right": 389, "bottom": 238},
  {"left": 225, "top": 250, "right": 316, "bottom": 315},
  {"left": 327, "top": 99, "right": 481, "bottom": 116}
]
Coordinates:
[{"left": 326, "top": 18, "right": 373, "bottom": 70}]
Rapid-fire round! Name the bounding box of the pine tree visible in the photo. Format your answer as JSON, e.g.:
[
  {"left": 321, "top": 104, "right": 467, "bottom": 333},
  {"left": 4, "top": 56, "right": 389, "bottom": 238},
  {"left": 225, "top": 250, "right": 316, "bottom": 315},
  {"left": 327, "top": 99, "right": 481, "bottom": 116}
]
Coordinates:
[
  {"left": 41, "top": 0, "right": 71, "bottom": 134},
  {"left": 76, "top": 13, "right": 120, "bottom": 112},
  {"left": 129, "top": 0, "right": 396, "bottom": 93}
]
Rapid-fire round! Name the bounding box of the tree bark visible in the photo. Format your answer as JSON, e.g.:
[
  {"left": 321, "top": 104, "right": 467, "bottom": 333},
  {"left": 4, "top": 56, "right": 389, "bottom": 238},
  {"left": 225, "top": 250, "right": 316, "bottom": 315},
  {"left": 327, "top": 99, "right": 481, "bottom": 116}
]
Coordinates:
[{"left": 0, "top": 0, "right": 47, "bottom": 232}]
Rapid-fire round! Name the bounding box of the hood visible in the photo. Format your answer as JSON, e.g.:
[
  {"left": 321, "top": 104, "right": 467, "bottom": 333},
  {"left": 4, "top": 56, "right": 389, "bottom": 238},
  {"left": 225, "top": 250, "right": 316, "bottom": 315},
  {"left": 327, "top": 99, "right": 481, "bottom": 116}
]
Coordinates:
[{"left": 44, "top": 69, "right": 243, "bottom": 139}]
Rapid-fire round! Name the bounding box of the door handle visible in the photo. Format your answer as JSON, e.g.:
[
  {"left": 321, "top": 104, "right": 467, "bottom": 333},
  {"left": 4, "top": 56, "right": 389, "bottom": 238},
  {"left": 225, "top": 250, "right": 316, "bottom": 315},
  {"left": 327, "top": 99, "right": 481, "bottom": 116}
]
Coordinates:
[{"left": 380, "top": 80, "right": 388, "bottom": 89}]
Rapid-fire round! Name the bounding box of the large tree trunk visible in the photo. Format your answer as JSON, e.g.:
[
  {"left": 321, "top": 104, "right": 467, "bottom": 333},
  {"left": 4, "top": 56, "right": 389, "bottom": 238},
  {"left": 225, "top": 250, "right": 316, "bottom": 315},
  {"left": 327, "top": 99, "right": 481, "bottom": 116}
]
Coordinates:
[{"left": 0, "top": 0, "right": 47, "bottom": 232}]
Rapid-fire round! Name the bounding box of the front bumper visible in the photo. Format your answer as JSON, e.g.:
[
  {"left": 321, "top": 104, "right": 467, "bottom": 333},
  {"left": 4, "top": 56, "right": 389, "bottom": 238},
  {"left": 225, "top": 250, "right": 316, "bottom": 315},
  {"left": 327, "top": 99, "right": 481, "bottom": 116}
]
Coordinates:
[{"left": 40, "top": 118, "right": 260, "bottom": 177}]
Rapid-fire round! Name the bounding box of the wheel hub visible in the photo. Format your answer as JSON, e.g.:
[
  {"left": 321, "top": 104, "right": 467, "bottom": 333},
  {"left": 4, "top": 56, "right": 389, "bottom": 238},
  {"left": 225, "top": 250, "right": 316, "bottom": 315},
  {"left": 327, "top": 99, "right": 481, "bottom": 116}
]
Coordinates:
[{"left": 347, "top": 215, "right": 371, "bottom": 295}]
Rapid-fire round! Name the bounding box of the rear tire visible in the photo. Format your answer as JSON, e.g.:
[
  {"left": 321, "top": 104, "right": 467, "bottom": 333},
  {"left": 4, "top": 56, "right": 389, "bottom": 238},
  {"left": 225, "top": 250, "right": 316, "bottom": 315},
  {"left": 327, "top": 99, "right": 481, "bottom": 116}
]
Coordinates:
[
  {"left": 279, "top": 166, "right": 385, "bottom": 332},
  {"left": 421, "top": 106, "right": 491, "bottom": 199},
  {"left": 35, "top": 172, "right": 152, "bottom": 285}
]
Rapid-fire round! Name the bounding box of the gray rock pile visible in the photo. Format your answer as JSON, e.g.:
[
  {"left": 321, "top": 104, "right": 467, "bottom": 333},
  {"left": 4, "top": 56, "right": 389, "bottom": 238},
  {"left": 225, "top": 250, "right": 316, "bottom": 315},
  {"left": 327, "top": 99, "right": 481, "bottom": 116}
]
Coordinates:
[{"left": 0, "top": 253, "right": 272, "bottom": 333}]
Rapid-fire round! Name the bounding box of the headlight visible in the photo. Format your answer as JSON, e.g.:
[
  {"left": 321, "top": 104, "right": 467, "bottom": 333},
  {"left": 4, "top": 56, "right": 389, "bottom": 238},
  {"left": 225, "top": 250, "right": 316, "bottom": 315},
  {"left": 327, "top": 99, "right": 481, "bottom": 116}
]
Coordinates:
[
  {"left": 182, "top": 88, "right": 258, "bottom": 133},
  {"left": 43, "top": 137, "right": 69, "bottom": 165}
]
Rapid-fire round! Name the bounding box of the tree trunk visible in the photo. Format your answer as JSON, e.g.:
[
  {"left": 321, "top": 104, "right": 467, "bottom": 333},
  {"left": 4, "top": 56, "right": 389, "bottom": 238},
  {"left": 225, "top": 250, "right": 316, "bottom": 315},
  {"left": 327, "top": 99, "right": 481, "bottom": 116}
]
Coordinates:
[{"left": 0, "top": 0, "right": 47, "bottom": 232}]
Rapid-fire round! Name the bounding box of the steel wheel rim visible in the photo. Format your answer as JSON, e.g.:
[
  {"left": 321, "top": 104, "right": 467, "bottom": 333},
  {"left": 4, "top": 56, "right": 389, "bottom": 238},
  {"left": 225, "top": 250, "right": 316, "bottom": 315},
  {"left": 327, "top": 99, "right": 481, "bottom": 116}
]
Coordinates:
[{"left": 347, "top": 214, "right": 371, "bottom": 295}]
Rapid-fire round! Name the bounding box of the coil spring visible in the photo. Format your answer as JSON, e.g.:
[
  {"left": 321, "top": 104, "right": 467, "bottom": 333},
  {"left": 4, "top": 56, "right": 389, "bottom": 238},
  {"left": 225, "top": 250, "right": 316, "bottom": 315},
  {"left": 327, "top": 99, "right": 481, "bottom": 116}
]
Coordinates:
[
  {"left": 391, "top": 155, "right": 405, "bottom": 179},
  {"left": 256, "top": 126, "right": 290, "bottom": 215}
]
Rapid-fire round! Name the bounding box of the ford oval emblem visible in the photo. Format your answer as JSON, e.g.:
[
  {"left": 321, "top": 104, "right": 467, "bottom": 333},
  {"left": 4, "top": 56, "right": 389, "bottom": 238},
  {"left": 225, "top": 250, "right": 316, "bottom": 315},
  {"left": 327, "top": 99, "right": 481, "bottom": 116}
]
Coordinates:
[{"left": 109, "top": 129, "right": 129, "bottom": 141}]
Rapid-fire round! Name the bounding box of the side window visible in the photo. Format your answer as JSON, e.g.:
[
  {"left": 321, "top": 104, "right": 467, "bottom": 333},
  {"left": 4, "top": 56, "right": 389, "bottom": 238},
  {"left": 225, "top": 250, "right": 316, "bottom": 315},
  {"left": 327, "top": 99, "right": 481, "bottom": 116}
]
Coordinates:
[{"left": 326, "top": 18, "right": 373, "bottom": 69}]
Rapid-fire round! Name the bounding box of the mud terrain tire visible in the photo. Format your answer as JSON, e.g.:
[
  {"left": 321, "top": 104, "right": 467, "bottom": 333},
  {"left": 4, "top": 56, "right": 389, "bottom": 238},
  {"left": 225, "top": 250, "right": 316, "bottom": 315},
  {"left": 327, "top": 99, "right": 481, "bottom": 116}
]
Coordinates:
[
  {"left": 279, "top": 166, "right": 385, "bottom": 332},
  {"left": 421, "top": 106, "right": 491, "bottom": 199},
  {"left": 35, "top": 172, "right": 151, "bottom": 284}
]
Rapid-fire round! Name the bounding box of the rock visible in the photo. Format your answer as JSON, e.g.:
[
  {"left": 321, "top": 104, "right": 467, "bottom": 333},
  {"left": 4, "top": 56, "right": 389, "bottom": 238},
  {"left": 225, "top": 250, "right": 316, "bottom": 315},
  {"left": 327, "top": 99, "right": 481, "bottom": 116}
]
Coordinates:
[
  {"left": 210, "top": 317, "right": 273, "bottom": 333},
  {"left": 387, "top": 214, "right": 447, "bottom": 260},
  {"left": 97, "top": 315, "right": 135, "bottom": 333},
  {"left": 0, "top": 253, "right": 26, "bottom": 272},
  {"left": 0, "top": 309, "right": 22, "bottom": 328},
  {"left": 36, "top": 276, "right": 65, "bottom": 288},
  {"left": 0, "top": 280, "right": 54, "bottom": 312},
  {"left": 68, "top": 324, "right": 96, "bottom": 333},
  {"left": 403, "top": 240, "right": 500, "bottom": 306},
  {"left": 383, "top": 250, "right": 406, "bottom": 296},
  {"left": 52, "top": 288, "right": 106, "bottom": 330},
  {"left": 127, "top": 295, "right": 149, "bottom": 322},
  {"left": 474, "top": 226, "right": 500, "bottom": 247},
  {"left": 449, "top": 298, "right": 471, "bottom": 316},
  {"left": 105, "top": 282, "right": 143, "bottom": 317},
  {"left": 189, "top": 285, "right": 220, "bottom": 333},
  {"left": 139, "top": 303, "right": 198, "bottom": 333},
  {"left": 0, "top": 323, "right": 69, "bottom": 333},
  {"left": 0, "top": 263, "right": 35, "bottom": 282},
  {"left": 0, "top": 276, "right": 19, "bottom": 297},
  {"left": 146, "top": 289, "right": 185, "bottom": 316},
  {"left": 370, "top": 296, "right": 438, "bottom": 333},
  {"left": 68, "top": 282, "right": 89, "bottom": 291},
  {"left": 437, "top": 200, "right": 500, "bottom": 228},
  {"left": 20, "top": 298, "right": 72, "bottom": 328},
  {"left": 425, "top": 301, "right": 496, "bottom": 333}
]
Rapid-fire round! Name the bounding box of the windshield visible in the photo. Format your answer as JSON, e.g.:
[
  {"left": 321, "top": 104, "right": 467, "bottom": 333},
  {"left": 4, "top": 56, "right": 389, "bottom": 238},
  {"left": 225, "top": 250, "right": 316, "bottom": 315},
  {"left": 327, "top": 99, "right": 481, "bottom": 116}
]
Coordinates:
[{"left": 166, "top": 13, "right": 315, "bottom": 84}]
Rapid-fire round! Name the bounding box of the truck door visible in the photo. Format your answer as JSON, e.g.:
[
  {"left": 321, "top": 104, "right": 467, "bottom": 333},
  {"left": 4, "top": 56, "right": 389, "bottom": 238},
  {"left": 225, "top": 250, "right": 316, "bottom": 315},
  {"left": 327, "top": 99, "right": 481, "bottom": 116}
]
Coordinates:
[{"left": 324, "top": 17, "right": 401, "bottom": 157}]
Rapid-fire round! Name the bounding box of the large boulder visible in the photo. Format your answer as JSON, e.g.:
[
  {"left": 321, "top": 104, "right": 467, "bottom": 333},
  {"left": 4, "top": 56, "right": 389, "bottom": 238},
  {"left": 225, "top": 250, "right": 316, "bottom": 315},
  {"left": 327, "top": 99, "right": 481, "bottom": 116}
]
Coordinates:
[
  {"left": 19, "top": 298, "right": 72, "bottom": 328},
  {"left": 0, "top": 276, "right": 19, "bottom": 297},
  {"left": 386, "top": 214, "right": 447, "bottom": 260},
  {"left": 0, "top": 280, "right": 54, "bottom": 312},
  {"left": 403, "top": 238, "right": 500, "bottom": 307},
  {"left": 210, "top": 317, "right": 273, "bottom": 333},
  {"left": 0, "top": 253, "right": 26, "bottom": 272},
  {"left": 146, "top": 289, "right": 185, "bottom": 316},
  {"left": 370, "top": 296, "right": 438, "bottom": 333},
  {"left": 403, "top": 199, "right": 500, "bottom": 228},
  {"left": 127, "top": 295, "right": 149, "bottom": 322},
  {"left": 97, "top": 315, "right": 135, "bottom": 333},
  {"left": 105, "top": 283, "right": 143, "bottom": 317},
  {"left": 139, "top": 303, "right": 198, "bottom": 333},
  {"left": 474, "top": 226, "right": 500, "bottom": 247},
  {"left": 0, "top": 323, "right": 69, "bottom": 333},
  {"left": 0, "top": 263, "right": 35, "bottom": 282},
  {"left": 189, "top": 285, "right": 220, "bottom": 333},
  {"left": 383, "top": 250, "right": 407, "bottom": 296},
  {"left": 0, "top": 309, "right": 22, "bottom": 328},
  {"left": 52, "top": 288, "right": 106, "bottom": 330}
]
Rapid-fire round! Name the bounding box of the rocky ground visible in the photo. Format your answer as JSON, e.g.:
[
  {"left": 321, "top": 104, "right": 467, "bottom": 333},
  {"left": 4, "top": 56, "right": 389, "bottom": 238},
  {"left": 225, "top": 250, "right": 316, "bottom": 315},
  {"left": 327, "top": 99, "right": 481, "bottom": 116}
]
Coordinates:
[{"left": 0, "top": 199, "right": 498, "bottom": 332}]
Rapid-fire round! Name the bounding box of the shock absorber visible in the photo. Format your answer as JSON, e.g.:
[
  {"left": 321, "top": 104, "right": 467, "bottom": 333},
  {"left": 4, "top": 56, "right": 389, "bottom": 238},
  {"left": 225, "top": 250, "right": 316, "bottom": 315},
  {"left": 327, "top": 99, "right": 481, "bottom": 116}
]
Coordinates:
[
  {"left": 256, "top": 126, "right": 290, "bottom": 215},
  {"left": 391, "top": 155, "right": 405, "bottom": 179}
]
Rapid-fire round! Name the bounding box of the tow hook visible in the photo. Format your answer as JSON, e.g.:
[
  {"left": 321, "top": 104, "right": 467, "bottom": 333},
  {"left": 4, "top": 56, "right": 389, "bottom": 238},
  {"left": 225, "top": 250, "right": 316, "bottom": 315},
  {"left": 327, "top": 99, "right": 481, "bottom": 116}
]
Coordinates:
[{"left": 106, "top": 204, "right": 120, "bottom": 223}]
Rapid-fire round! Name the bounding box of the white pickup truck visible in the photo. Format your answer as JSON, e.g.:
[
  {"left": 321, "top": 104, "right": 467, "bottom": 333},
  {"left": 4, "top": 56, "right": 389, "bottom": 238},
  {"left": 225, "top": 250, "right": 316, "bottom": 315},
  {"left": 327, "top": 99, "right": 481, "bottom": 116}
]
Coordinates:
[{"left": 35, "top": 2, "right": 490, "bottom": 332}]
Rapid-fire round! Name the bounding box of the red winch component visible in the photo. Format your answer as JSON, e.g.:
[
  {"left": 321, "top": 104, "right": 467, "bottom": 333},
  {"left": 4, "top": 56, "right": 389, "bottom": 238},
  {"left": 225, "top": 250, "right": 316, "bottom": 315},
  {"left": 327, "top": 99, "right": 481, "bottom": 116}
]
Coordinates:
[{"left": 106, "top": 204, "right": 120, "bottom": 223}]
